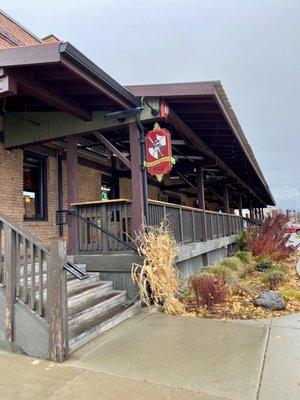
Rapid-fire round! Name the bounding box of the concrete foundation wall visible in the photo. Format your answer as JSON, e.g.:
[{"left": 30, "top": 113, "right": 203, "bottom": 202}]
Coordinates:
[
  {"left": 76, "top": 235, "right": 237, "bottom": 299},
  {"left": 75, "top": 253, "right": 142, "bottom": 300}
]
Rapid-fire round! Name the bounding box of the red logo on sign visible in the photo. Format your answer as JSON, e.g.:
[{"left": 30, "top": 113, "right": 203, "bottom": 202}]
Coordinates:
[{"left": 145, "top": 126, "right": 174, "bottom": 181}]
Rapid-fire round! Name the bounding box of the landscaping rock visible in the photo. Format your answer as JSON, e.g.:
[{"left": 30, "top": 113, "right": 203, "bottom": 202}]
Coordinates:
[{"left": 254, "top": 290, "right": 286, "bottom": 311}]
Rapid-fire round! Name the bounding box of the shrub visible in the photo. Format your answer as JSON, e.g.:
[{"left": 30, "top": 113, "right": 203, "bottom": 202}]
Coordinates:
[
  {"left": 239, "top": 263, "right": 256, "bottom": 278},
  {"left": 235, "top": 251, "right": 252, "bottom": 265},
  {"left": 189, "top": 274, "right": 228, "bottom": 308},
  {"left": 246, "top": 214, "right": 296, "bottom": 261},
  {"left": 279, "top": 288, "right": 300, "bottom": 301},
  {"left": 207, "top": 265, "right": 236, "bottom": 281},
  {"left": 199, "top": 265, "right": 239, "bottom": 293},
  {"left": 221, "top": 256, "right": 243, "bottom": 271},
  {"left": 256, "top": 259, "right": 275, "bottom": 271},
  {"left": 237, "top": 230, "right": 248, "bottom": 251},
  {"left": 261, "top": 267, "right": 286, "bottom": 289}
]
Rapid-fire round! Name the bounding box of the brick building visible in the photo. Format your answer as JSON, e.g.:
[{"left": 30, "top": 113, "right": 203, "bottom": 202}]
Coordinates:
[{"left": 0, "top": 10, "right": 275, "bottom": 360}]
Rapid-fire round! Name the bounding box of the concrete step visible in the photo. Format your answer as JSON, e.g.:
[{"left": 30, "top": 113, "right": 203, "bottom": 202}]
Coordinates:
[
  {"left": 69, "top": 300, "right": 141, "bottom": 352},
  {"left": 19, "top": 274, "right": 91, "bottom": 297},
  {"left": 19, "top": 268, "right": 93, "bottom": 295},
  {"left": 68, "top": 290, "right": 126, "bottom": 327},
  {"left": 67, "top": 273, "right": 100, "bottom": 293},
  {"left": 68, "top": 281, "right": 113, "bottom": 308},
  {"left": 40, "top": 280, "right": 114, "bottom": 315}
]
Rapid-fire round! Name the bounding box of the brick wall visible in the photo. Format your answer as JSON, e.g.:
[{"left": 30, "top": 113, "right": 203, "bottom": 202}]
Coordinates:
[
  {"left": 0, "top": 144, "right": 102, "bottom": 245},
  {"left": 0, "top": 144, "right": 23, "bottom": 221},
  {"left": 0, "top": 12, "right": 40, "bottom": 48}
]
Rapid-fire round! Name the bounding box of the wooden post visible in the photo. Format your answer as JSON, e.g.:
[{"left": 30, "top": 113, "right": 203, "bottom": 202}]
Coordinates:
[
  {"left": 48, "top": 239, "right": 68, "bottom": 362},
  {"left": 249, "top": 199, "right": 254, "bottom": 219},
  {"left": 196, "top": 167, "right": 207, "bottom": 241},
  {"left": 239, "top": 193, "right": 243, "bottom": 217},
  {"left": 260, "top": 207, "right": 264, "bottom": 220},
  {"left": 66, "top": 136, "right": 78, "bottom": 255},
  {"left": 4, "top": 226, "right": 16, "bottom": 346},
  {"left": 223, "top": 184, "right": 230, "bottom": 214},
  {"left": 129, "top": 123, "right": 146, "bottom": 236}
]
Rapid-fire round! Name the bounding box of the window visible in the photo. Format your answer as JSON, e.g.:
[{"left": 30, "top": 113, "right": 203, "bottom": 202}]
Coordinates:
[{"left": 23, "top": 152, "right": 47, "bottom": 220}]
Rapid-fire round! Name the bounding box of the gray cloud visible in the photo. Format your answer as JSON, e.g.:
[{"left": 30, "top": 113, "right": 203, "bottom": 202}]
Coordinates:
[{"left": 2, "top": 0, "right": 300, "bottom": 209}]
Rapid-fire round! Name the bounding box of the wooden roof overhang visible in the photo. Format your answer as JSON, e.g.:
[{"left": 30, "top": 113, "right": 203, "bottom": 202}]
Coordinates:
[
  {"left": 0, "top": 43, "right": 274, "bottom": 207},
  {"left": 0, "top": 42, "right": 139, "bottom": 120},
  {"left": 126, "top": 82, "right": 275, "bottom": 207}
]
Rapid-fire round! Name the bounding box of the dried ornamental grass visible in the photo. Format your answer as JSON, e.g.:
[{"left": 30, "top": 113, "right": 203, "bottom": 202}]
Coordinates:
[{"left": 131, "top": 222, "right": 186, "bottom": 315}]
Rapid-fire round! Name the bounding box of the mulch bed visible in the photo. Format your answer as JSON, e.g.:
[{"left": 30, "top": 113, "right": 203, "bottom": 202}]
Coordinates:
[{"left": 182, "top": 254, "right": 300, "bottom": 320}]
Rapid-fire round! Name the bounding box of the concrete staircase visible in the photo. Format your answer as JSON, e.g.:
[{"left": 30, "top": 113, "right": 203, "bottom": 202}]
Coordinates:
[{"left": 19, "top": 264, "right": 140, "bottom": 354}]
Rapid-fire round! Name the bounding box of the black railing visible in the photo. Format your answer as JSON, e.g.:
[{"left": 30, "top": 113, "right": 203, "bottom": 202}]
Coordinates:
[
  {"left": 243, "top": 217, "right": 263, "bottom": 228},
  {"left": 56, "top": 206, "right": 137, "bottom": 253}
]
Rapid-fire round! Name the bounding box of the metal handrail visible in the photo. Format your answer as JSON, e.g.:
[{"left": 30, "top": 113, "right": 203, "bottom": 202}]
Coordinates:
[
  {"left": 58, "top": 208, "right": 137, "bottom": 252},
  {"left": 242, "top": 217, "right": 263, "bottom": 227}
]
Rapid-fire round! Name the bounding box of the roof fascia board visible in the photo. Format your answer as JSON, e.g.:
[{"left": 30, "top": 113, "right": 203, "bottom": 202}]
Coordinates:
[
  {"left": 60, "top": 43, "right": 138, "bottom": 108},
  {"left": 0, "top": 43, "right": 139, "bottom": 109},
  {"left": 0, "top": 43, "right": 61, "bottom": 67},
  {"left": 126, "top": 82, "right": 215, "bottom": 97}
]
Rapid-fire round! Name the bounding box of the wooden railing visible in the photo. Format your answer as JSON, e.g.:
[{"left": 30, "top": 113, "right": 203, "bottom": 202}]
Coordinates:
[
  {"left": 73, "top": 199, "right": 134, "bottom": 254},
  {"left": 73, "top": 199, "right": 243, "bottom": 254},
  {"left": 0, "top": 213, "right": 68, "bottom": 362},
  {"left": 148, "top": 200, "right": 243, "bottom": 243}
]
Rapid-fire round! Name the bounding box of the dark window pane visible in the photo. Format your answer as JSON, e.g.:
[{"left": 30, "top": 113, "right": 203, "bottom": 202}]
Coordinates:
[{"left": 23, "top": 153, "right": 47, "bottom": 220}]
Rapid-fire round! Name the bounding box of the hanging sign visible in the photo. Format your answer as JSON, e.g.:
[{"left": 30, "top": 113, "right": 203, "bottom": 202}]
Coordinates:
[{"left": 144, "top": 123, "right": 175, "bottom": 181}]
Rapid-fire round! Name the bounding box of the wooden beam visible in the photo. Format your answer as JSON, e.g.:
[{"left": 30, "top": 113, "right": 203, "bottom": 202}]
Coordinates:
[
  {"left": 4, "top": 98, "right": 159, "bottom": 149},
  {"left": 6, "top": 68, "right": 91, "bottom": 121},
  {"left": 92, "top": 131, "right": 130, "bottom": 169},
  {"left": 26, "top": 143, "right": 113, "bottom": 175},
  {"left": 168, "top": 108, "right": 265, "bottom": 205},
  {"left": 175, "top": 169, "right": 197, "bottom": 191},
  {"left": 61, "top": 55, "right": 132, "bottom": 110}
]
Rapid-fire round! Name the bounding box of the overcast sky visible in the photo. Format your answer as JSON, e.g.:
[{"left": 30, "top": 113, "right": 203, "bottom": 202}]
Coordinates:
[{"left": 2, "top": 0, "right": 300, "bottom": 209}]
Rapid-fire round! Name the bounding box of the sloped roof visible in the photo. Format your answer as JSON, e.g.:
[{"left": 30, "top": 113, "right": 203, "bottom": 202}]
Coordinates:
[
  {"left": 127, "top": 81, "right": 275, "bottom": 205},
  {"left": 0, "top": 9, "right": 41, "bottom": 48}
]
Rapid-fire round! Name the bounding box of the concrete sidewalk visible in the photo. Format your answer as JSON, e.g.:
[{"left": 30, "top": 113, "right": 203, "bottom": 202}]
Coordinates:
[{"left": 0, "top": 311, "right": 299, "bottom": 400}]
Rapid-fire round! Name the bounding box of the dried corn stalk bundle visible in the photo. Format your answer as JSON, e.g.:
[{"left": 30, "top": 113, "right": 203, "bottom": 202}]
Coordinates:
[{"left": 131, "top": 222, "right": 186, "bottom": 315}]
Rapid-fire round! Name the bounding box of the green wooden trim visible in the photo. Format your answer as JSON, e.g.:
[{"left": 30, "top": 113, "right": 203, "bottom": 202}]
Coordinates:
[{"left": 4, "top": 98, "right": 159, "bottom": 148}]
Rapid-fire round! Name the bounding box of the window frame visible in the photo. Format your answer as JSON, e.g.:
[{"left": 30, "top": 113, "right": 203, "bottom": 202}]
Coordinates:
[{"left": 23, "top": 151, "right": 48, "bottom": 221}]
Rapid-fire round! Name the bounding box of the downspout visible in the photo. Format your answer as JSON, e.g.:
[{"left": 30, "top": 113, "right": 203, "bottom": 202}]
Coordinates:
[{"left": 135, "top": 101, "right": 149, "bottom": 225}]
